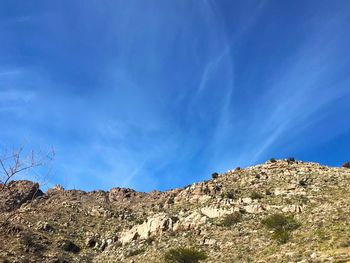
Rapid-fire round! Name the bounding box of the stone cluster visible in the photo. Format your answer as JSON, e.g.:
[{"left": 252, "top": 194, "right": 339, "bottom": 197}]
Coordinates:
[{"left": 1, "top": 160, "right": 350, "bottom": 262}]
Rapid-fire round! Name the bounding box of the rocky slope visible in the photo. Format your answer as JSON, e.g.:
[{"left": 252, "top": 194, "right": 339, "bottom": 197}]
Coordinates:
[{"left": 1, "top": 160, "right": 350, "bottom": 263}]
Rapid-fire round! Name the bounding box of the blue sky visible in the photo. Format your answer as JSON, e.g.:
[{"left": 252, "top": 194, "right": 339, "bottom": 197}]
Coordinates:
[{"left": 1, "top": 0, "right": 350, "bottom": 192}]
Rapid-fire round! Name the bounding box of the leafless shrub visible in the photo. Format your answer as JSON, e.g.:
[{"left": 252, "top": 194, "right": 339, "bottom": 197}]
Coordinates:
[
  {"left": 0, "top": 145, "right": 55, "bottom": 189},
  {"left": 0, "top": 145, "right": 55, "bottom": 228}
]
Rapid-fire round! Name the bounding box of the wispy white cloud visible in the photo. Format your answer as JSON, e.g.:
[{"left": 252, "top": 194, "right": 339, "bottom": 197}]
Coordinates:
[
  {"left": 234, "top": 18, "right": 350, "bottom": 165},
  {"left": 1, "top": 1, "right": 349, "bottom": 192}
]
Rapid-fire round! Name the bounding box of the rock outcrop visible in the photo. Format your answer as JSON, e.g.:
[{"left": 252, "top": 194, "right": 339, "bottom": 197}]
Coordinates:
[
  {"left": 1, "top": 160, "right": 350, "bottom": 263},
  {"left": 0, "top": 180, "right": 43, "bottom": 212}
]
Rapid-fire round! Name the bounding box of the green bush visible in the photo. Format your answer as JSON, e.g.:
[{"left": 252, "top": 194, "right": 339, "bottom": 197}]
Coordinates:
[
  {"left": 250, "top": 191, "right": 263, "bottom": 199},
  {"left": 265, "top": 189, "right": 272, "bottom": 195},
  {"left": 61, "top": 240, "right": 80, "bottom": 253},
  {"left": 287, "top": 157, "right": 295, "bottom": 163},
  {"left": 21, "top": 233, "right": 34, "bottom": 247},
  {"left": 262, "top": 213, "right": 299, "bottom": 232},
  {"left": 269, "top": 158, "right": 277, "bottom": 163},
  {"left": 211, "top": 172, "right": 219, "bottom": 179},
  {"left": 272, "top": 230, "right": 290, "bottom": 244},
  {"left": 21, "top": 232, "right": 45, "bottom": 254},
  {"left": 221, "top": 191, "right": 235, "bottom": 199},
  {"left": 262, "top": 214, "right": 300, "bottom": 244},
  {"left": 164, "top": 247, "right": 207, "bottom": 263},
  {"left": 222, "top": 212, "right": 242, "bottom": 227},
  {"left": 342, "top": 162, "right": 350, "bottom": 168}
]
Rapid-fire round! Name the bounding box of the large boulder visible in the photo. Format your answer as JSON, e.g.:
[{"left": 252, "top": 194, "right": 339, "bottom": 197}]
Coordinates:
[
  {"left": 0, "top": 180, "right": 43, "bottom": 212},
  {"left": 108, "top": 187, "right": 139, "bottom": 201},
  {"left": 119, "top": 213, "right": 175, "bottom": 244},
  {"left": 200, "top": 206, "right": 235, "bottom": 218}
]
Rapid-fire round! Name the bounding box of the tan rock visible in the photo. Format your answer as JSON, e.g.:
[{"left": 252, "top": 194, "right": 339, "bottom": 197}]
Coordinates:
[
  {"left": 243, "top": 204, "right": 264, "bottom": 214},
  {"left": 200, "top": 206, "right": 234, "bottom": 218}
]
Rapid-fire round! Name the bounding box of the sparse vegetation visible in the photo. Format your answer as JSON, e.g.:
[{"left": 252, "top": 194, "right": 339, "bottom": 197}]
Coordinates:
[
  {"left": 262, "top": 213, "right": 299, "bottom": 232},
  {"left": 0, "top": 146, "right": 55, "bottom": 230},
  {"left": 221, "top": 191, "right": 235, "bottom": 199},
  {"left": 134, "top": 218, "right": 145, "bottom": 224},
  {"left": 342, "top": 162, "right": 350, "bottom": 168},
  {"left": 61, "top": 240, "right": 80, "bottom": 253},
  {"left": 211, "top": 172, "right": 219, "bottom": 179},
  {"left": 250, "top": 191, "right": 263, "bottom": 199},
  {"left": 269, "top": 158, "right": 277, "bottom": 163},
  {"left": 272, "top": 230, "right": 290, "bottom": 244},
  {"left": 299, "top": 178, "right": 308, "bottom": 186},
  {"left": 145, "top": 236, "right": 156, "bottom": 245},
  {"left": 265, "top": 189, "right": 272, "bottom": 195},
  {"left": 21, "top": 233, "right": 34, "bottom": 247},
  {"left": 262, "top": 213, "right": 300, "bottom": 244},
  {"left": 221, "top": 212, "right": 242, "bottom": 227},
  {"left": 0, "top": 146, "right": 54, "bottom": 188},
  {"left": 1, "top": 159, "right": 350, "bottom": 262},
  {"left": 164, "top": 247, "right": 207, "bottom": 263},
  {"left": 287, "top": 157, "right": 295, "bottom": 163},
  {"left": 20, "top": 232, "right": 45, "bottom": 254}
]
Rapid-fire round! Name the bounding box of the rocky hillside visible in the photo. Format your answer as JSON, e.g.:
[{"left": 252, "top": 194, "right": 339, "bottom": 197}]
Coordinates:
[{"left": 1, "top": 160, "right": 350, "bottom": 263}]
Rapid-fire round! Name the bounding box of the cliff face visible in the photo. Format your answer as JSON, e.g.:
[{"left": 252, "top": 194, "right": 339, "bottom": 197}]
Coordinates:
[{"left": 1, "top": 160, "right": 350, "bottom": 262}]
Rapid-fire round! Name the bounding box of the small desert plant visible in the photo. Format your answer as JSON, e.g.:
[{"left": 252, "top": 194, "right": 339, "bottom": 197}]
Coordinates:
[
  {"left": 339, "top": 238, "right": 350, "bottom": 248},
  {"left": 21, "top": 232, "right": 45, "bottom": 254},
  {"left": 299, "top": 178, "right": 308, "bottom": 186},
  {"left": 134, "top": 218, "right": 145, "bottom": 224},
  {"left": 0, "top": 146, "right": 55, "bottom": 188},
  {"left": 61, "top": 240, "right": 80, "bottom": 253},
  {"left": 250, "top": 191, "right": 263, "bottom": 199},
  {"left": 269, "top": 158, "right": 277, "bottom": 163},
  {"left": 262, "top": 213, "right": 299, "bottom": 232},
  {"left": 272, "top": 230, "right": 290, "bottom": 244},
  {"left": 287, "top": 157, "right": 295, "bottom": 163},
  {"left": 262, "top": 213, "right": 300, "bottom": 244},
  {"left": 21, "top": 233, "right": 34, "bottom": 247},
  {"left": 221, "top": 191, "right": 235, "bottom": 199},
  {"left": 222, "top": 212, "right": 242, "bottom": 227},
  {"left": 164, "top": 247, "right": 207, "bottom": 263},
  {"left": 235, "top": 167, "right": 241, "bottom": 171},
  {"left": 211, "top": 172, "right": 219, "bottom": 179},
  {"left": 265, "top": 189, "right": 272, "bottom": 195},
  {"left": 145, "top": 236, "right": 156, "bottom": 245},
  {"left": 342, "top": 162, "right": 350, "bottom": 168}
]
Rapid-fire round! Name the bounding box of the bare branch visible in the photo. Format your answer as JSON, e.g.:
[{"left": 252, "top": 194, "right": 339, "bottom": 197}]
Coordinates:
[
  {"left": 0, "top": 159, "right": 10, "bottom": 178},
  {"left": 0, "top": 145, "right": 55, "bottom": 189}
]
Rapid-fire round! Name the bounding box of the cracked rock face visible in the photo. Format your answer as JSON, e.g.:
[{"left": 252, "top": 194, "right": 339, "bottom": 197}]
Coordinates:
[
  {"left": 120, "top": 213, "right": 173, "bottom": 243},
  {"left": 1, "top": 160, "right": 350, "bottom": 263},
  {"left": 0, "top": 180, "right": 43, "bottom": 212}
]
